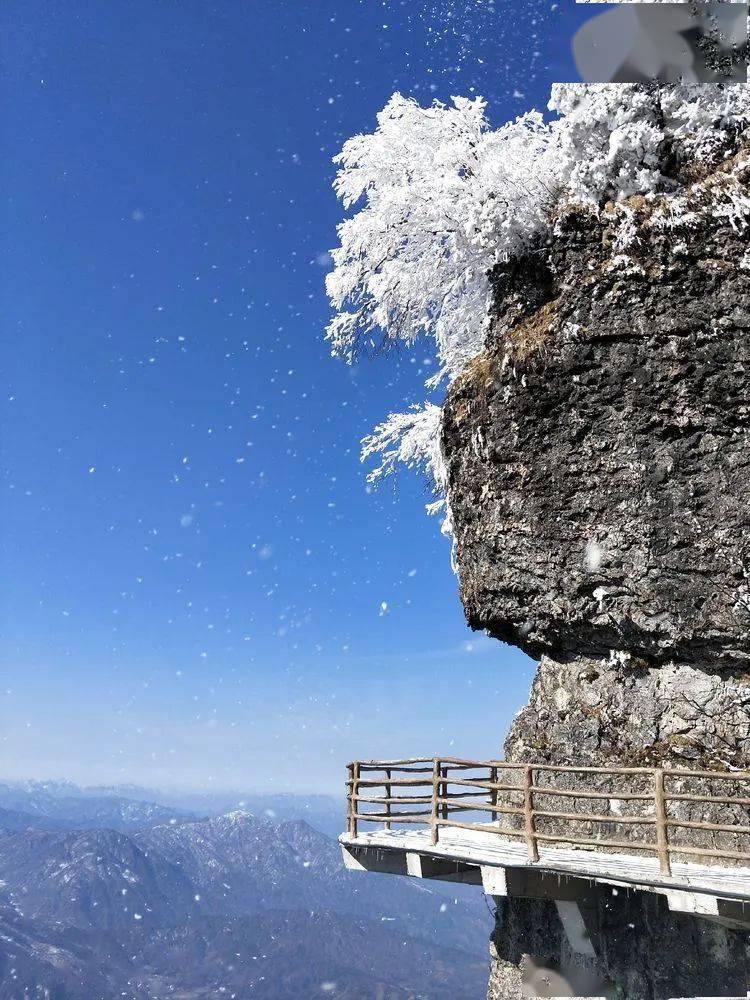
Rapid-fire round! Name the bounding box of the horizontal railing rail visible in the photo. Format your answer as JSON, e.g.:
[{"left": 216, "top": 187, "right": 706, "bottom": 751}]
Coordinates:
[{"left": 345, "top": 758, "right": 750, "bottom": 876}]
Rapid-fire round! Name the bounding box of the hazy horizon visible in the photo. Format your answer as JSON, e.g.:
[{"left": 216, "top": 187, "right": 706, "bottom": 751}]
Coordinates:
[{"left": 0, "top": 772, "right": 344, "bottom": 800}]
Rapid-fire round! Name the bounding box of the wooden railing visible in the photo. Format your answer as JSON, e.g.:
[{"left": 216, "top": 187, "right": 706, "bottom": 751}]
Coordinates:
[{"left": 345, "top": 757, "right": 750, "bottom": 877}]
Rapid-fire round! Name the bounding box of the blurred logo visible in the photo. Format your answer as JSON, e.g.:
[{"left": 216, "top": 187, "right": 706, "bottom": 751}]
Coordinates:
[{"left": 572, "top": 1, "right": 748, "bottom": 83}]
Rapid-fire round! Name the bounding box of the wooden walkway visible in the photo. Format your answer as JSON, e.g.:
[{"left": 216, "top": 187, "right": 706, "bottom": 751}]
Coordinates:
[
  {"left": 344, "top": 756, "right": 750, "bottom": 897},
  {"left": 341, "top": 826, "right": 750, "bottom": 900}
]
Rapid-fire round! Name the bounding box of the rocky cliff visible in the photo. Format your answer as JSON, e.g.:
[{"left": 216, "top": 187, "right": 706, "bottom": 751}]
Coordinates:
[{"left": 442, "top": 103, "right": 750, "bottom": 997}]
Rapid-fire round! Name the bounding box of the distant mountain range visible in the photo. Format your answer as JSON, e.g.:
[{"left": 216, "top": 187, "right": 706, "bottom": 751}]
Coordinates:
[
  {"left": 0, "top": 779, "right": 344, "bottom": 836},
  {"left": 0, "top": 781, "right": 491, "bottom": 998}
]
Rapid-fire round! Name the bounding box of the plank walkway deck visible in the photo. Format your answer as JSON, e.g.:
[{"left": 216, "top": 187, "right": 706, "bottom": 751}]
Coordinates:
[{"left": 341, "top": 826, "right": 750, "bottom": 900}]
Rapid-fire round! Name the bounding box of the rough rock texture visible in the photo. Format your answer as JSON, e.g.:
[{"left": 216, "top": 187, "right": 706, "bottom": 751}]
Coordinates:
[
  {"left": 506, "top": 653, "right": 750, "bottom": 769},
  {"left": 487, "top": 895, "right": 750, "bottom": 999},
  {"left": 442, "top": 144, "right": 750, "bottom": 996},
  {"left": 444, "top": 150, "right": 750, "bottom": 769},
  {"left": 446, "top": 197, "right": 750, "bottom": 679}
]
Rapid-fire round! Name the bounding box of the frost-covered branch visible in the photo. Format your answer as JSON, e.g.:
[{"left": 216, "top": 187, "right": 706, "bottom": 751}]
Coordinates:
[{"left": 362, "top": 403, "right": 445, "bottom": 486}]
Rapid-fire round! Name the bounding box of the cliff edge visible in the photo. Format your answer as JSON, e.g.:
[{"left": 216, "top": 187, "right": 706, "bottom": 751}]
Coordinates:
[{"left": 442, "top": 110, "right": 750, "bottom": 997}]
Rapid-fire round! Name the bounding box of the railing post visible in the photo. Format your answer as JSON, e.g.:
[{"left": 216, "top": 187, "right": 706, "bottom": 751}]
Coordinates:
[
  {"left": 347, "top": 762, "right": 359, "bottom": 838},
  {"left": 440, "top": 764, "right": 448, "bottom": 821},
  {"left": 523, "top": 764, "right": 539, "bottom": 862},
  {"left": 385, "top": 768, "right": 392, "bottom": 831},
  {"left": 346, "top": 764, "right": 353, "bottom": 836},
  {"left": 490, "top": 765, "right": 498, "bottom": 821},
  {"left": 431, "top": 759, "right": 441, "bottom": 845},
  {"left": 654, "top": 768, "right": 671, "bottom": 875}
]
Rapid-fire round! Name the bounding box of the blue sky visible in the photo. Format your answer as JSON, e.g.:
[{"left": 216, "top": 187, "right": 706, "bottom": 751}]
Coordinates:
[{"left": 2, "top": 1, "right": 585, "bottom": 794}]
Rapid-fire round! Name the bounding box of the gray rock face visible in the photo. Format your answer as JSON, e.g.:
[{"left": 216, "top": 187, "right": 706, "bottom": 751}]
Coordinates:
[
  {"left": 445, "top": 199, "right": 750, "bottom": 679},
  {"left": 441, "top": 139, "right": 750, "bottom": 996},
  {"left": 506, "top": 652, "right": 750, "bottom": 769},
  {"left": 443, "top": 153, "right": 750, "bottom": 768}
]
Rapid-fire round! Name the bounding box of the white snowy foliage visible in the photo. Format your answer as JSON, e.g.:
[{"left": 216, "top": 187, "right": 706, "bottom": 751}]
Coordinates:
[
  {"left": 326, "top": 94, "right": 554, "bottom": 383},
  {"left": 660, "top": 83, "right": 750, "bottom": 160},
  {"left": 710, "top": 169, "right": 750, "bottom": 233},
  {"left": 327, "top": 84, "right": 750, "bottom": 506},
  {"left": 361, "top": 403, "right": 446, "bottom": 496},
  {"left": 550, "top": 84, "right": 666, "bottom": 204},
  {"left": 361, "top": 403, "right": 455, "bottom": 539},
  {"left": 549, "top": 82, "right": 750, "bottom": 204}
]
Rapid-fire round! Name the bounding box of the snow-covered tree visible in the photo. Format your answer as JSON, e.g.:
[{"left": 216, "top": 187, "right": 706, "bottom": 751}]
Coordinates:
[{"left": 326, "top": 93, "right": 554, "bottom": 384}]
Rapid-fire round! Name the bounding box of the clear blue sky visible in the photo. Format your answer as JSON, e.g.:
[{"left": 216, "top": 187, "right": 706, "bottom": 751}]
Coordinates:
[{"left": 1, "top": 1, "right": 585, "bottom": 793}]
